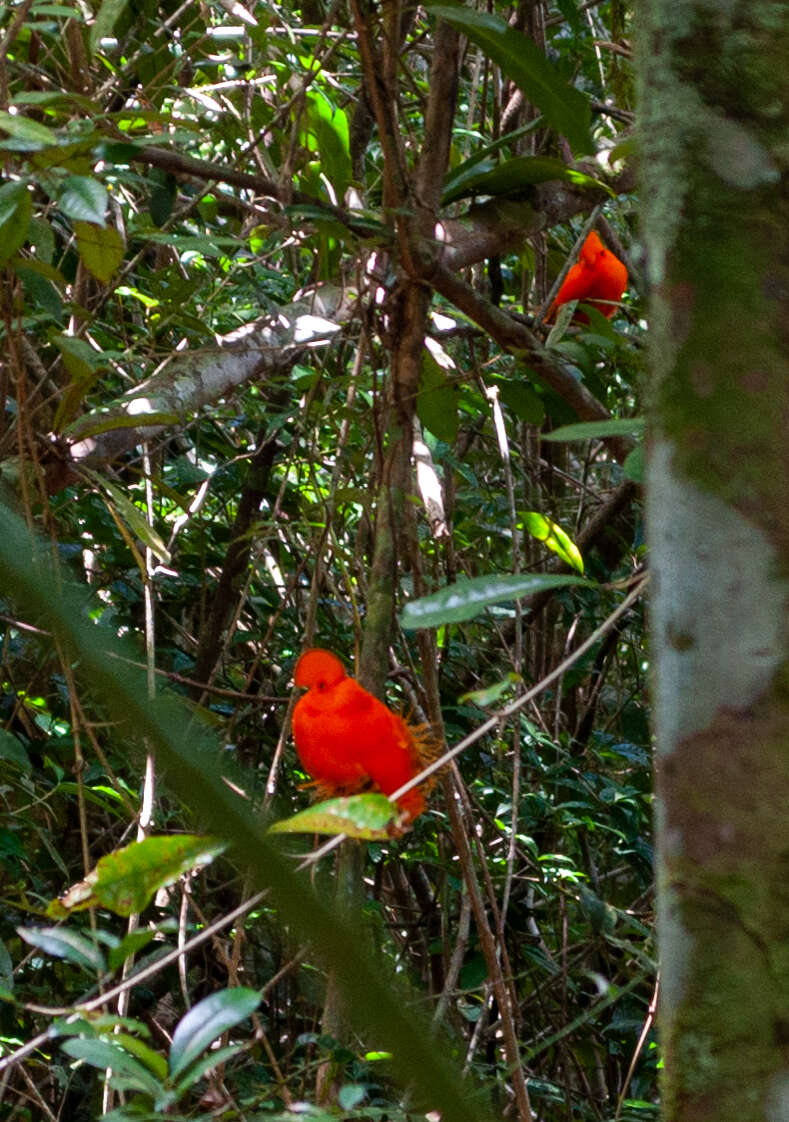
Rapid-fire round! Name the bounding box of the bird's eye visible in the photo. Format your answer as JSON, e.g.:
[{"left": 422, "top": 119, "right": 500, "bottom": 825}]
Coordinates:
[{"left": 317, "top": 679, "right": 326, "bottom": 691}]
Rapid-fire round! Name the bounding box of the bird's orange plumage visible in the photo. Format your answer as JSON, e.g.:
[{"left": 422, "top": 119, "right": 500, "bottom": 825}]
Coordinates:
[
  {"left": 292, "top": 648, "right": 435, "bottom": 823},
  {"left": 548, "top": 231, "right": 627, "bottom": 323}
]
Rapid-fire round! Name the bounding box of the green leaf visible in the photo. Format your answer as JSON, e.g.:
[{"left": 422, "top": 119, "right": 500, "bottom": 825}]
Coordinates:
[
  {"left": 427, "top": 5, "right": 592, "bottom": 154},
  {"left": 109, "top": 1032, "right": 168, "bottom": 1080},
  {"left": 418, "top": 349, "right": 458, "bottom": 443},
  {"left": 17, "top": 926, "right": 106, "bottom": 972},
  {"left": 520, "top": 511, "right": 584, "bottom": 573},
  {"left": 579, "top": 886, "right": 618, "bottom": 935},
  {"left": 51, "top": 336, "right": 106, "bottom": 428},
  {"left": 401, "top": 572, "right": 592, "bottom": 629},
  {"left": 60, "top": 1038, "right": 163, "bottom": 1097},
  {"left": 0, "top": 181, "right": 32, "bottom": 264},
  {"left": 50, "top": 834, "right": 226, "bottom": 918},
  {"left": 441, "top": 156, "right": 497, "bottom": 205},
  {"left": 171, "top": 1043, "right": 245, "bottom": 1096},
  {"left": 94, "top": 835, "right": 225, "bottom": 916},
  {"left": 58, "top": 176, "right": 108, "bottom": 226},
  {"left": 541, "top": 418, "right": 645, "bottom": 441},
  {"left": 107, "top": 928, "right": 159, "bottom": 971},
  {"left": 300, "top": 91, "right": 351, "bottom": 202},
  {"left": 73, "top": 220, "right": 124, "bottom": 282},
  {"left": 0, "top": 729, "right": 32, "bottom": 771},
  {"left": 441, "top": 118, "right": 546, "bottom": 203},
  {"left": 169, "top": 987, "right": 261, "bottom": 1079},
  {"left": 15, "top": 263, "right": 62, "bottom": 317},
  {"left": 0, "top": 111, "right": 57, "bottom": 151},
  {"left": 269, "top": 794, "right": 400, "bottom": 839},
  {"left": 442, "top": 155, "right": 603, "bottom": 205},
  {"left": 0, "top": 941, "right": 13, "bottom": 993},
  {"left": 52, "top": 334, "right": 103, "bottom": 379}
]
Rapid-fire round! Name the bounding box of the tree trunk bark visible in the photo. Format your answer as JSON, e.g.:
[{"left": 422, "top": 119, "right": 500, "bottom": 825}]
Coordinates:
[{"left": 639, "top": 3, "right": 789, "bottom": 1119}]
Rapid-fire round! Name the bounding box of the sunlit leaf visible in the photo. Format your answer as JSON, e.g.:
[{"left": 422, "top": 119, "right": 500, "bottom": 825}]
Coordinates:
[
  {"left": 520, "top": 511, "right": 584, "bottom": 574},
  {"left": 460, "top": 672, "right": 521, "bottom": 708},
  {"left": 269, "top": 794, "right": 400, "bottom": 839},
  {"left": 300, "top": 91, "right": 351, "bottom": 202}
]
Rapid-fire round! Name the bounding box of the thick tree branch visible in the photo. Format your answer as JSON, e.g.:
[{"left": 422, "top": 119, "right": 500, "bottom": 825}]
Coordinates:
[{"left": 61, "top": 285, "right": 354, "bottom": 467}]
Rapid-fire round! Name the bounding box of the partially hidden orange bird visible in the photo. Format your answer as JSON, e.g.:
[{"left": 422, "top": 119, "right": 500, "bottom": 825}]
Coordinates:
[
  {"left": 547, "top": 231, "right": 627, "bottom": 323},
  {"left": 292, "top": 648, "right": 437, "bottom": 823}
]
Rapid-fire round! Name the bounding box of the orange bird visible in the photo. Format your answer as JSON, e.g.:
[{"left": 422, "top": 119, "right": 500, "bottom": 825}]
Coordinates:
[
  {"left": 547, "top": 231, "right": 627, "bottom": 323},
  {"left": 292, "top": 648, "right": 435, "bottom": 823}
]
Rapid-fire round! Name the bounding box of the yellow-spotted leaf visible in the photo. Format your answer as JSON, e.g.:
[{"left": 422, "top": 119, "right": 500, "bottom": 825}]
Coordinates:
[
  {"left": 48, "top": 835, "right": 226, "bottom": 918},
  {"left": 269, "top": 794, "right": 400, "bottom": 839}
]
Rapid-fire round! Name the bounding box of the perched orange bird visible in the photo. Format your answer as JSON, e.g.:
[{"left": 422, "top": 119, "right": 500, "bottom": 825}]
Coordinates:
[
  {"left": 291, "top": 648, "right": 436, "bottom": 823},
  {"left": 547, "top": 231, "right": 627, "bottom": 323}
]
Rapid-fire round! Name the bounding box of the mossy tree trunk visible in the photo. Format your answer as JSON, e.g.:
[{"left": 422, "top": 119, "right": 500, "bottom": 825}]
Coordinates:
[{"left": 639, "top": 3, "right": 789, "bottom": 1120}]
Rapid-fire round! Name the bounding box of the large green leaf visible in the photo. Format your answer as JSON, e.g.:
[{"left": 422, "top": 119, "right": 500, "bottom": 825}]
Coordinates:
[
  {"left": 169, "top": 988, "right": 261, "bottom": 1079},
  {"left": 300, "top": 91, "right": 351, "bottom": 202},
  {"left": 58, "top": 175, "right": 108, "bottom": 226},
  {"left": 401, "top": 572, "right": 592, "bottom": 629},
  {"left": 17, "top": 926, "right": 105, "bottom": 972},
  {"left": 60, "top": 1039, "right": 163, "bottom": 1098},
  {"left": 48, "top": 835, "right": 227, "bottom": 918},
  {"left": 0, "top": 502, "right": 494, "bottom": 1122},
  {"left": 0, "top": 730, "right": 31, "bottom": 772},
  {"left": 541, "top": 418, "right": 645, "bottom": 441},
  {"left": 427, "top": 5, "right": 592, "bottom": 154}
]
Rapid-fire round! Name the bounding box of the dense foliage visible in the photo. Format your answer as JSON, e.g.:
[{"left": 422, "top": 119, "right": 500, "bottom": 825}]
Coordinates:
[{"left": 0, "top": 0, "right": 654, "bottom": 1118}]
